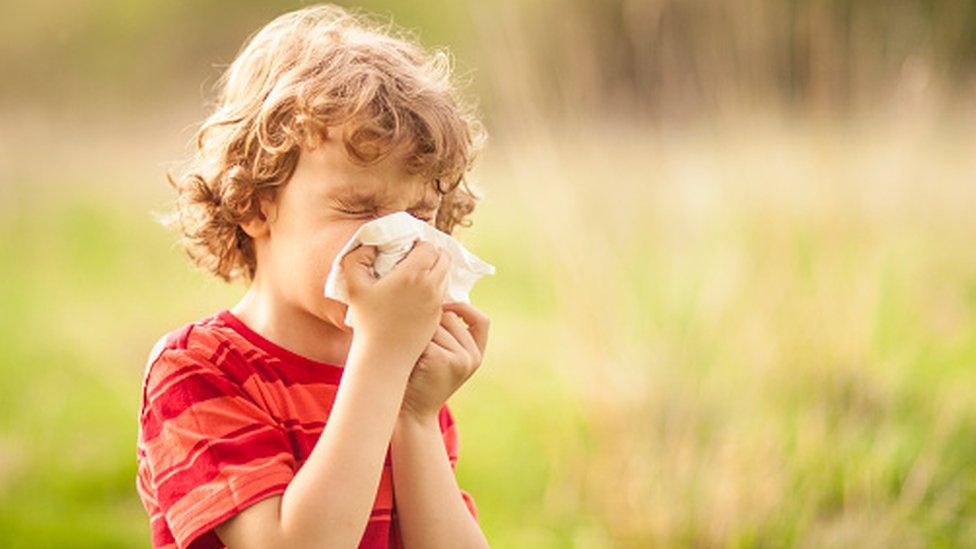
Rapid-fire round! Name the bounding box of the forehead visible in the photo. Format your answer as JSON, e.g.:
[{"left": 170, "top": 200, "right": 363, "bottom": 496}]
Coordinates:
[
  {"left": 331, "top": 179, "right": 441, "bottom": 209},
  {"left": 310, "top": 137, "right": 442, "bottom": 209}
]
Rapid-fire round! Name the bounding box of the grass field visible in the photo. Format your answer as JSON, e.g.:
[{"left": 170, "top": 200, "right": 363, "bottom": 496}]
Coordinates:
[{"left": 1, "top": 113, "right": 975, "bottom": 547}]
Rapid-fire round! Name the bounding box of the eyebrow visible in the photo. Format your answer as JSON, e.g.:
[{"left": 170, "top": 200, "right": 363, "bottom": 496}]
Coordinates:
[{"left": 333, "top": 188, "right": 441, "bottom": 211}]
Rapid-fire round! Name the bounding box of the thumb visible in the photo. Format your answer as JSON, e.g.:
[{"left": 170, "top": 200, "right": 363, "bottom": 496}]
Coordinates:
[{"left": 340, "top": 245, "right": 378, "bottom": 292}]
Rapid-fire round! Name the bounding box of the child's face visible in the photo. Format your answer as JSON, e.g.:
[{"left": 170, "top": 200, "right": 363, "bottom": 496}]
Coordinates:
[{"left": 247, "top": 130, "right": 441, "bottom": 333}]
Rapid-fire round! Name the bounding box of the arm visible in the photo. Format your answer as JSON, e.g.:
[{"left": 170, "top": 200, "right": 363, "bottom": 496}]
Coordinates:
[
  {"left": 214, "top": 336, "right": 412, "bottom": 549},
  {"left": 390, "top": 412, "right": 489, "bottom": 549},
  {"left": 214, "top": 241, "right": 450, "bottom": 548}
]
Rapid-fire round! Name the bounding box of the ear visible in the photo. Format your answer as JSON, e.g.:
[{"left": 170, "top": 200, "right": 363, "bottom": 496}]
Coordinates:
[{"left": 239, "top": 196, "right": 276, "bottom": 239}]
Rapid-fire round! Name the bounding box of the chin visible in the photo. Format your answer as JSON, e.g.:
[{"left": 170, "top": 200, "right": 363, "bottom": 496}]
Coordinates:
[{"left": 320, "top": 299, "right": 353, "bottom": 333}]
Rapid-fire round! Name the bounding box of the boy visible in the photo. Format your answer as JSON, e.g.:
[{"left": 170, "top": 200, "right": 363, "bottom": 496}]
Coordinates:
[{"left": 136, "top": 4, "right": 491, "bottom": 548}]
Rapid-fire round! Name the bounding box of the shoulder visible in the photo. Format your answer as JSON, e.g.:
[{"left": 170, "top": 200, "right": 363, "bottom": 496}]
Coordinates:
[
  {"left": 136, "top": 313, "right": 297, "bottom": 549},
  {"left": 139, "top": 312, "right": 240, "bottom": 410},
  {"left": 144, "top": 311, "right": 232, "bottom": 370}
]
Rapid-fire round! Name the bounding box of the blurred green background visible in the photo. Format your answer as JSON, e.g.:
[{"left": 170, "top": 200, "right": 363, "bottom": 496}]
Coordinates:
[{"left": 2, "top": 1, "right": 976, "bottom": 547}]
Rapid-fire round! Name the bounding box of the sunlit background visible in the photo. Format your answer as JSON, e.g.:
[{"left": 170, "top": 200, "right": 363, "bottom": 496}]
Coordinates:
[{"left": 2, "top": 1, "right": 976, "bottom": 546}]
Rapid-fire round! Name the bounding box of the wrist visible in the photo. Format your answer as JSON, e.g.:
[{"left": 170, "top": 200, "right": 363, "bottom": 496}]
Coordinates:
[
  {"left": 396, "top": 408, "right": 440, "bottom": 429},
  {"left": 345, "top": 335, "right": 415, "bottom": 383},
  {"left": 351, "top": 329, "right": 427, "bottom": 369}
]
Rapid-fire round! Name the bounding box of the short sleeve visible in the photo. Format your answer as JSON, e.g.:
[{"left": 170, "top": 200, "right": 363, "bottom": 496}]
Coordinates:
[
  {"left": 139, "top": 347, "right": 297, "bottom": 549},
  {"left": 439, "top": 403, "right": 479, "bottom": 522}
]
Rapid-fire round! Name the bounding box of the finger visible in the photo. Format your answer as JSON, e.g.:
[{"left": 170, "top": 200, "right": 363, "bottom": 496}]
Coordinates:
[
  {"left": 441, "top": 311, "right": 480, "bottom": 362},
  {"left": 432, "top": 323, "right": 463, "bottom": 354},
  {"left": 430, "top": 249, "right": 451, "bottom": 293},
  {"left": 427, "top": 247, "right": 450, "bottom": 274},
  {"left": 394, "top": 240, "right": 439, "bottom": 273},
  {"left": 340, "top": 244, "right": 378, "bottom": 288},
  {"left": 341, "top": 243, "right": 376, "bottom": 268},
  {"left": 420, "top": 340, "right": 452, "bottom": 364},
  {"left": 441, "top": 302, "right": 489, "bottom": 356}
]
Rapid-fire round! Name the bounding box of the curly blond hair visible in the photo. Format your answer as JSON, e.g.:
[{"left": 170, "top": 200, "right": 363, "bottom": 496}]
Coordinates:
[{"left": 162, "top": 3, "right": 487, "bottom": 282}]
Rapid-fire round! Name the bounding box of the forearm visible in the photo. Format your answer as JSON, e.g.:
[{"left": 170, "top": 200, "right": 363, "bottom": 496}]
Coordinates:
[
  {"left": 390, "top": 413, "right": 488, "bottom": 549},
  {"left": 278, "top": 337, "right": 413, "bottom": 548}
]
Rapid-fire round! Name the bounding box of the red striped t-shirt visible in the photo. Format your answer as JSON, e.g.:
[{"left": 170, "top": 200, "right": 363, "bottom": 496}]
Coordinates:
[{"left": 135, "top": 309, "right": 478, "bottom": 549}]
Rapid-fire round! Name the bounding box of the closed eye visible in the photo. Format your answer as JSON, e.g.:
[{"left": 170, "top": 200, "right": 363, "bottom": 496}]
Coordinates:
[
  {"left": 337, "top": 207, "right": 432, "bottom": 222},
  {"left": 335, "top": 206, "right": 376, "bottom": 216}
]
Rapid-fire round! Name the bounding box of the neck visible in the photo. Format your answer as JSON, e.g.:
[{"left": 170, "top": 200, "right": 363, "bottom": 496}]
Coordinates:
[{"left": 230, "top": 271, "right": 353, "bottom": 367}]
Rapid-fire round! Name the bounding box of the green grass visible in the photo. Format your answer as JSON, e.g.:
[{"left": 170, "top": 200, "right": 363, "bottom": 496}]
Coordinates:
[{"left": 2, "top": 116, "right": 976, "bottom": 546}]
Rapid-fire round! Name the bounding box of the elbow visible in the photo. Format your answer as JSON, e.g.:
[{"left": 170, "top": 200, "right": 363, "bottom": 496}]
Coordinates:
[
  {"left": 279, "top": 530, "right": 362, "bottom": 549},
  {"left": 461, "top": 525, "right": 490, "bottom": 549},
  {"left": 461, "top": 535, "right": 490, "bottom": 549},
  {"left": 278, "top": 522, "right": 366, "bottom": 549}
]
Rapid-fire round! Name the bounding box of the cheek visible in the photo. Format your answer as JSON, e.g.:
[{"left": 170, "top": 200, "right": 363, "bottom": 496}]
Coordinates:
[
  {"left": 305, "top": 224, "right": 364, "bottom": 289},
  {"left": 289, "top": 221, "right": 367, "bottom": 330},
  {"left": 311, "top": 228, "right": 360, "bottom": 330}
]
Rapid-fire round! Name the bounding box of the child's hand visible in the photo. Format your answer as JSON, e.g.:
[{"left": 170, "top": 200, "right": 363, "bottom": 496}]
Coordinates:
[
  {"left": 399, "top": 302, "right": 490, "bottom": 421},
  {"left": 341, "top": 241, "right": 451, "bottom": 370}
]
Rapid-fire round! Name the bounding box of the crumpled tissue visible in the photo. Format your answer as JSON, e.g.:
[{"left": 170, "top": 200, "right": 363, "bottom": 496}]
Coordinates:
[{"left": 323, "top": 211, "right": 495, "bottom": 328}]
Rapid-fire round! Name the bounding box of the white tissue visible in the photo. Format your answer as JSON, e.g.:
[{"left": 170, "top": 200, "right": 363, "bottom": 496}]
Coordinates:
[{"left": 323, "top": 211, "right": 495, "bottom": 328}]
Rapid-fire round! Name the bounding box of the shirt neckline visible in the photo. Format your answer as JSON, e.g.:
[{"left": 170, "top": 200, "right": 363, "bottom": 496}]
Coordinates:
[{"left": 216, "top": 309, "right": 346, "bottom": 373}]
